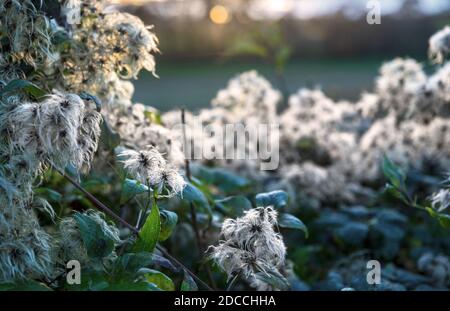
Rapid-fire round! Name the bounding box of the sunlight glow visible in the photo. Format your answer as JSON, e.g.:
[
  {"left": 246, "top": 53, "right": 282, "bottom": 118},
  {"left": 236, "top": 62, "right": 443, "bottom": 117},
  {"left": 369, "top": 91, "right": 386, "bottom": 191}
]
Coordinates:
[{"left": 209, "top": 5, "right": 231, "bottom": 25}]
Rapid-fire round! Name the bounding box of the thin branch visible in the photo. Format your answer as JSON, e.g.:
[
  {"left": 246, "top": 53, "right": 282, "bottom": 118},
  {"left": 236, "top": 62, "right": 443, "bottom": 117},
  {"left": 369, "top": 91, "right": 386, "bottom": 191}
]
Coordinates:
[
  {"left": 181, "top": 108, "right": 217, "bottom": 290},
  {"left": 54, "top": 166, "right": 213, "bottom": 291},
  {"left": 181, "top": 108, "right": 201, "bottom": 251}
]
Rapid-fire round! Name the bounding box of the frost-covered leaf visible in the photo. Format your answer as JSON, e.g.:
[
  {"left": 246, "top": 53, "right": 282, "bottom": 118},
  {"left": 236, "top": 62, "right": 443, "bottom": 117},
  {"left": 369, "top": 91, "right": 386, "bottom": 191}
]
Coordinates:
[
  {"left": 278, "top": 213, "right": 308, "bottom": 238},
  {"left": 255, "top": 190, "right": 289, "bottom": 209}
]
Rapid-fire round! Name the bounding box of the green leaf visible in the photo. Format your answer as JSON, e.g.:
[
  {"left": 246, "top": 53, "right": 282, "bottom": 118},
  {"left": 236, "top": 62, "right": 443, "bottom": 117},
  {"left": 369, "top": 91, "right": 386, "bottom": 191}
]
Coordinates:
[
  {"left": 133, "top": 204, "right": 161, "bottom": 253},
  {"left": 159, "top": 210, "right": 178, "bottom": 241},
  {"left": 193, "top": 166, "right": 251, "bottom": 194},
  {"left": 79, "top": 92, "right": 102, "bottom": 112},
  {"left": 181, "top": 182, "right": 211, "bottom": 214},
  {"left": 0, "top": 280, "right": 52, "bottom": 291},
  {"left": 100, "top": 115, "right": 121, "bottom": 150},
  {"left": 120, "top": 179, "right": 149, "bottom": 204},
  {"left": 64, "top": 270, "right": 109, "bottom": 291},
  {"left": 278, "top": 213, "right": 308, "bottom": 238},
  {"left": 382, "top": 156, "right": 406, "bottom": 189},
  {"left": 181, "top": 272, "right": 198, "bottom": 291},
  {"left": 106, "top": 280, "right": 161, "bottom": 291},
  {"left": 254, "top": 270, "right": 290, "bottom": 290},
  {"left": 255, "top": 190, "right": 289, "bottom": 209},
  {"left": 52, "top": 29, "right": 70, "bottom": 45},
  {"left": 0, "top": 79, "right": 46, "bottom": 100},
  {"left": 215, "top": 195, "right": 252, "bottom": 217},
  {"left": 334, "top": 222, "right": 369, "bottom": 246},
  {"left": 226, "top": 39, "right": 268, "bottom": 59},
  {"left": 74, "top": 212, "right": 116, "bottom": 259},
  {"left": 140, "top": 268, "right": 174, "bottom": 291},
  {"left": 113, "top": 252, "right": 154, "bottom": 276},
  {"left": 144, "top": 110, "right": 163, "bottom": 125},
  {"left": 275, "top": 46, "right": 292, "bottom": 72},
  {"left": 34, "top": 187, "right": 62, "bottom": 202},
  {"left": 426, "top": 207, "right": 450, "bottom": 229}
]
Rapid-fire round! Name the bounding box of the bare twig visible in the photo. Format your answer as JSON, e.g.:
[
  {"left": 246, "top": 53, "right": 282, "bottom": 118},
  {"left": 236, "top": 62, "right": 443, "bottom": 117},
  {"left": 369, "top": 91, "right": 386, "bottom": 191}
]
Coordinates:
[{"left": 181, "top": 108, "right": 217, "bottom": 290}]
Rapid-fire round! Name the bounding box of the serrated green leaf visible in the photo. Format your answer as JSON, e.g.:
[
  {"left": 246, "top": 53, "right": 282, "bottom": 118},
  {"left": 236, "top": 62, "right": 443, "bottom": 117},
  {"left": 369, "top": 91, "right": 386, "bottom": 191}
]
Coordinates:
[
  {"left": 159, "top": 210, "right": 178, "bottom": 241},
  {"left": 255, "top": 190, "right": 289, "bottom": 209},
  {"left": 134, "top": 204, "right": 161, "bottom": 253},
  {"left": 278, "top": 213, "right": 308, "bottom": 238}
]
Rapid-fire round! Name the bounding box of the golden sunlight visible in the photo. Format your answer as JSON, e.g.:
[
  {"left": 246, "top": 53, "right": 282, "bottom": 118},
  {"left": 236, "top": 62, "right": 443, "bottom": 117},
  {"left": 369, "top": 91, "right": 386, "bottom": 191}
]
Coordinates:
[{"left": 209, "top": 5, "right": 231, "bottom": 25}]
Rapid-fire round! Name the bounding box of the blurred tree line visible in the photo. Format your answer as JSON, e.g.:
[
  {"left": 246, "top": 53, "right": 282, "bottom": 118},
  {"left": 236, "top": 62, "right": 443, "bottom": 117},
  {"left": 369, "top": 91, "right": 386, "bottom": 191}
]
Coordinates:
[{"left": 118, "top": 0, "right": 450, "bottom": 61}]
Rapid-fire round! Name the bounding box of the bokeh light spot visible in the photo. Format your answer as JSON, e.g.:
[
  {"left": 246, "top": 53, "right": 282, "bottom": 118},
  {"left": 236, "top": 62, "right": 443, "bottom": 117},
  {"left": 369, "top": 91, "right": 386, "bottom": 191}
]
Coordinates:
[{"left": 209, "top": 5, "right": 231, "bottom": 25}]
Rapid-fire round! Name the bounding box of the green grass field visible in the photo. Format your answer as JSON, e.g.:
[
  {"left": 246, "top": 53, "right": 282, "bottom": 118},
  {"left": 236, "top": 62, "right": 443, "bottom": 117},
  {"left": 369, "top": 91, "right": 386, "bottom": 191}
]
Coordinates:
[{"left": 132, "top": 58, "right": 387, "bottom": 112}]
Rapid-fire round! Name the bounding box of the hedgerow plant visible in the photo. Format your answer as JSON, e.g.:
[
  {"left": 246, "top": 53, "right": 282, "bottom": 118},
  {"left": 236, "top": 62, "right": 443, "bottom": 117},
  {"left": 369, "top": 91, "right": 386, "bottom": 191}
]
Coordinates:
[{"left": 0, "top": 0, "right": 449, "bottom": 291}]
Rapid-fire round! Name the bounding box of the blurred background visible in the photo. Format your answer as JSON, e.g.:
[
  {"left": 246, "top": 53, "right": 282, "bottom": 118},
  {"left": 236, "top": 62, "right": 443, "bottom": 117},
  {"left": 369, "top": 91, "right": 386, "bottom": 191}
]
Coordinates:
[{"left": 109, "top": 0, "right": 450, "bottom": 111}]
